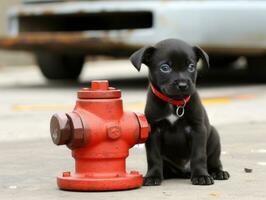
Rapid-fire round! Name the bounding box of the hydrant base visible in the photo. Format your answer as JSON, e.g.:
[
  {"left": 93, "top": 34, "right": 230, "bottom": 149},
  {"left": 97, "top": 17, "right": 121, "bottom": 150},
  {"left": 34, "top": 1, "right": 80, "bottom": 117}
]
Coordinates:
[{"left": 57, "top": 172, "right": 143, "bottom": 191}]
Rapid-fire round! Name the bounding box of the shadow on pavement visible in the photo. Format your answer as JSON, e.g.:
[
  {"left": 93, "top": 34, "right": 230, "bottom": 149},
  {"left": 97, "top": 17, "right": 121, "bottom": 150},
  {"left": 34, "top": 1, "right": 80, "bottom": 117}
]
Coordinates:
[{"left": 2, "top": 67, "right": 266, "bottom": 90}]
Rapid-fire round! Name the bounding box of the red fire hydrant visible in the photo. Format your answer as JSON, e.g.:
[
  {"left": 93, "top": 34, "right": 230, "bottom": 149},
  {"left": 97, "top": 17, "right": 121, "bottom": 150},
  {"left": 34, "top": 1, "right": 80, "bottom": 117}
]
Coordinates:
[{"left": 50, "top": 80, "right": 149, "bottom": 191}]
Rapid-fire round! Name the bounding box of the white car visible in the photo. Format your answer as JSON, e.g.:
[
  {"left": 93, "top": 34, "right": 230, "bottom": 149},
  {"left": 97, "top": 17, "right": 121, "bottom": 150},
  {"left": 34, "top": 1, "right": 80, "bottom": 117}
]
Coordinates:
[{"left": 0, "top": 0, "right": 265, "bottom": 80}]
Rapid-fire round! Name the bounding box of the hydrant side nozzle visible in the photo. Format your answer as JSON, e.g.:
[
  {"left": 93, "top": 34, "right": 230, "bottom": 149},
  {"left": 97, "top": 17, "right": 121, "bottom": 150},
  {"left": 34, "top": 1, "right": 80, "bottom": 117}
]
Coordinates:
[
  {"left": 50, "top": 112, "right": 86, "bottom": 148},
  {"left": 50, "top": 113, "right": 72, "bottom": 145},
  {"left": 66, "top": 112, "right": 85, "bottom": 149},
  {"left": 134, "top": 112, "right": 150, "bottom": 144}
]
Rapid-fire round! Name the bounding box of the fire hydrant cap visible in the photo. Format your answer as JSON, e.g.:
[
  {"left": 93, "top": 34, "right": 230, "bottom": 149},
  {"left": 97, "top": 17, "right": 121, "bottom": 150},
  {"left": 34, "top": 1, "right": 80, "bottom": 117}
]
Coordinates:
[{"left": 78, "top": 80, "right": 121, "bottom": 99}]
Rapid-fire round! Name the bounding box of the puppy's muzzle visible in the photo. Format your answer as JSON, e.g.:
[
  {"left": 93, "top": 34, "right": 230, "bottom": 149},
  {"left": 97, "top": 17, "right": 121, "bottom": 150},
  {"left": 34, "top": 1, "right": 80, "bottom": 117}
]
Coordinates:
[{"left": 175, "top": 80, "right": 189, "bottom": 91}]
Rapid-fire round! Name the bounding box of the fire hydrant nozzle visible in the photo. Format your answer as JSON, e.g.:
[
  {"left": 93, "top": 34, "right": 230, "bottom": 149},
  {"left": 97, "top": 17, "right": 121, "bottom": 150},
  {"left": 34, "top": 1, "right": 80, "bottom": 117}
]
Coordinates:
[
  {"left": 50, "top": 113, "right": 71, "bottom": 145},
  {"left": 50, "top": 112, "right": 85, "bottom": 149},
  {"left": 50, "top": 80, "right": 150, "bottom": 191}
]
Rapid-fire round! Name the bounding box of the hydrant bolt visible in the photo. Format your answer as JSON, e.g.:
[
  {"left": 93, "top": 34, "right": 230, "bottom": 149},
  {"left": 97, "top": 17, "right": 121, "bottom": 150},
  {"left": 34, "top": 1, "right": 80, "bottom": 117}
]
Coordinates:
[
  {"left": 62, "top": 171, "right": 71, "bottom": 177},
  {"left": 107, "top": 124, "right": 121, "bottom": 140}
]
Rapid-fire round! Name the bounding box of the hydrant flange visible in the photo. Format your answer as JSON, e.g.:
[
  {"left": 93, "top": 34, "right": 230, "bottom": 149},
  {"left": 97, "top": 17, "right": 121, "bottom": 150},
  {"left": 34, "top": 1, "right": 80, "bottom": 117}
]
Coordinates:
[{"left": 57, "top": 170, "right": 143, "bottom": 191}]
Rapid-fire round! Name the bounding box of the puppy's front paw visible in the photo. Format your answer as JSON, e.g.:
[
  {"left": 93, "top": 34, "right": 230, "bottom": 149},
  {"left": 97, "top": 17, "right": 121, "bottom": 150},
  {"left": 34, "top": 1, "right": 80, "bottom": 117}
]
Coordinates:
[
  {"left": 191, "top": 175, "right": 214, "bottom": 185},
  {"left": 211, "top": 170, "right": 230, "bottom": 180},
  {"left": 143, "top": 177, "right": 162, "bottom": 186}
]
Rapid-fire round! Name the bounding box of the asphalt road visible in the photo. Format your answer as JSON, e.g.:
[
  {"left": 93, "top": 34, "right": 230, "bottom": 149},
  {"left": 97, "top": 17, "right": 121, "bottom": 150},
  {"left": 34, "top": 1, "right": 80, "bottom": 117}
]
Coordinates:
[{"left": 1, "top": 59, "right": 266, "bottom": 200}]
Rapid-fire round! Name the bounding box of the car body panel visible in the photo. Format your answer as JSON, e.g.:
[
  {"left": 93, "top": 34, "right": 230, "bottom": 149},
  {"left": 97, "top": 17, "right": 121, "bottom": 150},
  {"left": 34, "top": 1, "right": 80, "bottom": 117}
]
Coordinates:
[{"left": 1, "top": 1, "right": 266, "bottom": 56}]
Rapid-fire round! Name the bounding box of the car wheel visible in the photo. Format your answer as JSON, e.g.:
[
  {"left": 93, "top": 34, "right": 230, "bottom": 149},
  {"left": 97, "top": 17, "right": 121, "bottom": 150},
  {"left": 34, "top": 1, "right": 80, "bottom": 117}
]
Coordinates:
[{"left": 36, "top": 53, "right": 85, "bottom": 80}]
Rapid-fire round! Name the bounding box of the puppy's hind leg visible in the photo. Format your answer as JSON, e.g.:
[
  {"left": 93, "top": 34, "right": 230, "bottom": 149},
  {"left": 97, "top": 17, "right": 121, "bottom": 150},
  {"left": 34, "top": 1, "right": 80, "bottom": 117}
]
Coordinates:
[{"left": 207, "top": 126, "right": 230, "bottom": 180}]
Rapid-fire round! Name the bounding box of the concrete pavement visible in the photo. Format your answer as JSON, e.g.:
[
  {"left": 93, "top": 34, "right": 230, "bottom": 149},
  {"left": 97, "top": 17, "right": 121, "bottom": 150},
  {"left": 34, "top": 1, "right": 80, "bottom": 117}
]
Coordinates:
[{"left": 1, "top": 59, "right": 266, "bottom": 199}]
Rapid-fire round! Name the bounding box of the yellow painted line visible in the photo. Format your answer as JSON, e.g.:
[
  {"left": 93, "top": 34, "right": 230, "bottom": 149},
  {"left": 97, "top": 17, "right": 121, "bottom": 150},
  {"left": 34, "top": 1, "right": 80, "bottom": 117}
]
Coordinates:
[
  {"left": 11, "top": 93, "right": 257, "bottom": 112},
  {"left": 202, "top": 98, "right": 231, "bottom": 105},
  {"left": 11, "top": 96, "right": 239, "bottom": 112},
  {"left": 124, "top": 103, "right": 145, "bottom": 110},
  {"left": 12, "top": 104, "right": 72, "bottom": 112}
]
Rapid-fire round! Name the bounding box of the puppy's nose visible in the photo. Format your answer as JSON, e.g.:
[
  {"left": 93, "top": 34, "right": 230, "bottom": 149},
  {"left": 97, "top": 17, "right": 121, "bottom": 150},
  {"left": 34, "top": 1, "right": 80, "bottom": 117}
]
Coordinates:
[{"left": 177, "top": 81, "right": 188, "bottom": 91}]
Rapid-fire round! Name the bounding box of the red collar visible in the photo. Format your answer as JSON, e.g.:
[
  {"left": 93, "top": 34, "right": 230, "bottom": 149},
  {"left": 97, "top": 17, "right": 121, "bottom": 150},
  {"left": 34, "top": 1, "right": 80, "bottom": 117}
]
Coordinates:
[{"left": 150, "top": 84, "right": 191, "bottom": 106}]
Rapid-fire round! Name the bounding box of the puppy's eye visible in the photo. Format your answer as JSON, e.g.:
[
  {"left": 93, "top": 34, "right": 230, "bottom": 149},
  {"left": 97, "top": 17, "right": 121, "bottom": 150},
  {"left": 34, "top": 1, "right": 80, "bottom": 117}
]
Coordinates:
[
  {"left": 160, "top": 64, "right": 172, "bottom": 73},
  {"left": 187, "top": 64, "right": 195, "bottom": 73}
]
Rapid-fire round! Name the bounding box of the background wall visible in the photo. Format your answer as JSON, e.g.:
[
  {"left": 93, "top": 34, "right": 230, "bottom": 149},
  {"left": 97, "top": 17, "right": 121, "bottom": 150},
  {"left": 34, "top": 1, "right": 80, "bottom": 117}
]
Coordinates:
[{"left": 0, "top": 0, "right": 34, "bottom": 66}]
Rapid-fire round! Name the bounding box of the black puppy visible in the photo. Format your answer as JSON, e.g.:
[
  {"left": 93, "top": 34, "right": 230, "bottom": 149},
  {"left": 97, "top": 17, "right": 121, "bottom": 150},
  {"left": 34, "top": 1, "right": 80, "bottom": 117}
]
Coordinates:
[{"left": 130, "top": 39, "right": 230, "bottom": 186}]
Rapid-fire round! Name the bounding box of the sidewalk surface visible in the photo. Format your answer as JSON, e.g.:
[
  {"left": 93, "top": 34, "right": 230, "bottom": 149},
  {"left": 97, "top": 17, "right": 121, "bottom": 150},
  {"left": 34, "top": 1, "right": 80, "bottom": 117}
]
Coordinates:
[{"left": 1, "top": 60, "right": 266, "bottom": 199}]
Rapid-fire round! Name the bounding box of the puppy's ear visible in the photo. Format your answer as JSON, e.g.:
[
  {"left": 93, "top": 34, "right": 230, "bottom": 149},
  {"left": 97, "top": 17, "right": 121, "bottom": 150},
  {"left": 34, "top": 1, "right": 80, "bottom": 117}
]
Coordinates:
[
  {"left": 130, "top": 46, "right": 155, "bottom": 71},
  {"left": 194, "top": 46, "right": 210, "bottom": 68}
]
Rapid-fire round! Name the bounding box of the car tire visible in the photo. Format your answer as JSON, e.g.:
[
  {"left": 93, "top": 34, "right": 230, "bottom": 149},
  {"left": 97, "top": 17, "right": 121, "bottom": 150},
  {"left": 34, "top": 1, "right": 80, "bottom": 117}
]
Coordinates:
[
  {"left": 209, "top": 55, "right": 238, "bottom": 68},
  {"left": 247, "top": 56, "right": 266, "bottom": 81},
  {"left": 36, "top": 53, "right": 85, "bottom": 80}
]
